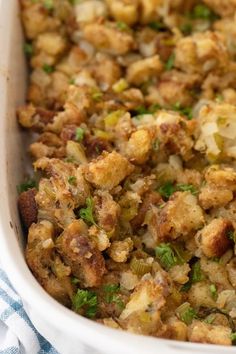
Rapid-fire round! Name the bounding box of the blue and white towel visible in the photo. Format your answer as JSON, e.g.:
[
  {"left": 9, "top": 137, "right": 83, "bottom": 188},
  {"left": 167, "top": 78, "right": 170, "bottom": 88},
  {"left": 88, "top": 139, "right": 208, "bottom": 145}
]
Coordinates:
[{"left": 0, "top": 268, "right": 59, "bottom": 354}]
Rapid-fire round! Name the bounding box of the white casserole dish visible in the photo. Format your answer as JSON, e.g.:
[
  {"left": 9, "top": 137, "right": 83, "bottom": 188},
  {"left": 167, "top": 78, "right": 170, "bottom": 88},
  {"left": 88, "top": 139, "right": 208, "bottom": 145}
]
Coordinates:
[{"left": 0, "top": 1, "right": 235, "bottom": 353}]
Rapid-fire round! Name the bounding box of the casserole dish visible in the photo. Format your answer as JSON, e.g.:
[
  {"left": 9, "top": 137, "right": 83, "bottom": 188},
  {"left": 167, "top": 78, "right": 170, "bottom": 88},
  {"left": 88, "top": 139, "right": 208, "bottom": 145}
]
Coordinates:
[{"left": 0, "top": 1, "right": 236, "bottom": 353}]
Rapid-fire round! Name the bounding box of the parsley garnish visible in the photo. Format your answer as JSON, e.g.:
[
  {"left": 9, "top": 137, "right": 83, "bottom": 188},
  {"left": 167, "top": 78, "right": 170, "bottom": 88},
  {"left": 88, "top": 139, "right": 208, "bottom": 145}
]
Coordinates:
[
  {"left": 227, "top": 230, "right": 235, "bottom": 242},
  {"left": 158, "top": 182, "right": 176, "bottom": 199},
  {"left": 180, "top": 23, "right": 192, "bottom": 35},
  {"left": 165, "top": 53, "right": 175, "bottom": 71},
  {"left": 155, "top": 243, "right": 178, "bottom": 270},
  {"left": 116, "top": 21, "right": 130, "bottom": 31},
  {"left": 68, "top": 176, "right": 77, "bottom": 185},
  {"left": 75, "top": 127, "right": 85, "bottom": 142},
  {"left": 134, "top": 104, "right": 161, "bottom": 116},
  {"left": 148, "top": 21, "right": 167, "bottom": 31},
  {"left": 92, "top": 91, "right": 103, "bottom": 102},
  {"left": 71, "top": 277, "right": 79, "bottom": 285},
  {"left": 158, "top": 182, "right": 198, "bottom": 199},
  {"left": 17, "top": 179, "right": 37, "bottom": 194},
  {"left": 231, "top": 332, "right": 236, "bottom": 344},
  {"left": 43, "top": 0, "right": 54, "bottom": 10},
  {"left": 42, "top": 64, "right": 54, "bottom": 74},
  {"left": 24, "top": 42, "right": 33, "bottom": 56},
  {"left": 190, "top": 4, "right": 218, "bottom": 21},
  {"left": 79, "top": 197, "right": 96, "bottom": 225},
  {"left": 172, "top": 102, "right": 193, "bottom": 119},
  {"left": 72, "top": 289, "right": 97, "bottom": 318},
  {"left": 103, "top": 284, "right": 125, "bottom": 310},
  {"left": 176, "top": 184, "right": 198, "bottom": 195},
  {"left": 69, "top": 78, "right": 75, "bottom": 85}
]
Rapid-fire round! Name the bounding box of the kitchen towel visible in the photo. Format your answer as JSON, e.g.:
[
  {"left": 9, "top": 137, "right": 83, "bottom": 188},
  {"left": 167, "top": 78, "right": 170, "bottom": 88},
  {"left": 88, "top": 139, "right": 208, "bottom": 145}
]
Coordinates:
[{"left": 0, "top": 268, "right": 59, "bottom": 354}]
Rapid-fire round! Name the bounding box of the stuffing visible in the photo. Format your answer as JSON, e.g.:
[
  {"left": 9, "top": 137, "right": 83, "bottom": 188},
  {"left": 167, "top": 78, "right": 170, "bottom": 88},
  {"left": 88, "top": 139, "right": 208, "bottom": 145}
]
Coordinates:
[
  {"left": 154, "top": 192, "right": 204, "bottom": 241},
  {"left": 175, "top": 32, "right": 229, "bottom": 75},
  {"left": 18, "top": 188, "right": 38, "bottom": 228},
  {"left": 75, "top": 0, "right": 108, "bottom": 24},
  {"left": 202, "top": 0, "right": 236, "bottom": 17},
  {"left": 188, "top": 321, "right": 231, "bottom": 346},
  {"left": 148, "top": 71, "right": 200, "bottom": 108},
  {"left": 56, "top": 220, "right": 106, "bottom": 287},
  {"left": 84, "top": 151, "right": 134, "bottom": 190},
  {"left": 195, "top": 102, "right": 236, "bottom": 161},
  {"left": 94, "top": 191, "right": 121, "bottom": 232},
  {"left": 155, "top": 111, "right": 196, "bottom": 161},
  {"left": 26, "top": 220, "right": 72, "bottom": 305},
  {"left": 107, "top": 238, "right": 133, "bottom": 263},
  {"left": 126, "top": 56, "right": 163, "bottom": 86},
  {"left": 82, "top": 23, "right": 135, "bottom": 55},
  {"left": 188, "top": 282, "right": 217, "bottom": 308},
  {"left": 105, "top": 0, "right": 139, "bottom": 25},
  {"left": 19, "top": 0, "right": 236, "bottom": 345},
  {"left": 35, "top": 32, "right": 67, "bottom": 57},
  {"left": 125, "top": 129, "right": 152, "bottom": 164},
  {"left": 119, "top": 278, "right": 166, "bottom": 335},
  {"left": 197, "top": 218, "right": 233, "bottom": 258}
]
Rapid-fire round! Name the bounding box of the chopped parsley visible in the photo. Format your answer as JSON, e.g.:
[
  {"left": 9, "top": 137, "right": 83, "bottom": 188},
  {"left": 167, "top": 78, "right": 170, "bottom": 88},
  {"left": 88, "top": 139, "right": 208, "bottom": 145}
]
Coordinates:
[
  {"left": 75, "top": 127, "right": 85, "bottom": 142},
  {"left": 190, "top": 4, "right": 218, "bottom": 21},
  {"left": 103, "top": 284, "right": 125, "bottom": 310},
  {"left": 17, "top": 178, "right": 37, "bottom": 194},
  {"left": 180, "top": 22, "right": 192, "bottom": 35},
  {"left": 103, "top": 284, "right": 120, "bottom": 293},
  {"left": 165, "top": 53, "right": 175, "bottom": 71},
  {"left": 69, "top": 78, "right": 75, "bottom": 85},
  {"left": 227, "top": 230, "right": 235, "bottom": 242},
  {"left": 79, "top": 197, "right": 96, "bottom": 225},
  {"left": 176, "top": 184, "right": 198, "bottom": 195},
  {"left": 152, "top": 139, "right": 159, "bottom": 151},
  {"left": 155, "top": 243, "right": 178, "bottom": 270},
  {"left": 158, "top": 182, "right": 198, "bottom": 199},
  {"left": 209, "top": 284, "right": 217, "bottom": 300},
  {"left": 116, "top": 21, "right": 130, "bottom": 32},
  {"left": 158, "top": 182, "right": 176, "bottom": 199},
  {"left": 42, "top": 64, "right": 55, "bottom": 74},
  {"left": 231, "top": 332, "right": 236, "bottom": 344},
  {"left": 68, "top": 0, "right": 82, "bottom": 5},
  {"left": 68, "top": 176, "right": 77, "bottom": 185},
  {"left": 148, "top": 21, "right": 167, "bottom": 32},
  {"left": 134, "top": 104, "right": 161, "bottom": 116},
  {"left": 24, "top": 42, "right": 33, "bottom": 56},
  {"left": 172, "top": 102, "right": 193, "bottom": 119},
  {"left": 92, "top": 91, "right": 103, "bottom": 102},
  {"left": 43, "top": 0, "right": 54, "bottom": 10},
  {"left": 71, "top": 277, "right": 79, "bottom": 285},
  {"left": 72, "top": 289, "right": 97, "bottom": 318}
]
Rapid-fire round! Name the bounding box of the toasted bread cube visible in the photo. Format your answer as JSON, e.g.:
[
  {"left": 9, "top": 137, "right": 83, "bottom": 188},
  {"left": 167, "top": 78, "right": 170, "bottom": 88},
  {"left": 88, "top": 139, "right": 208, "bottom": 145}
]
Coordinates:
[
  {"left": 199, "top": 218, "right": 232, "bottom": 258},
  {"left": 84, "top": 151, "right": 134, "bottom": 190}
]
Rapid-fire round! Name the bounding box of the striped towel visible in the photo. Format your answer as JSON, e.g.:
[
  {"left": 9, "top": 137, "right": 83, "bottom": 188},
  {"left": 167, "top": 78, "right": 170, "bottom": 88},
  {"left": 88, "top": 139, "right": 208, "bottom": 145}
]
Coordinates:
[{"left": 0, "top": 268, "right": 59, "bottom": 354}]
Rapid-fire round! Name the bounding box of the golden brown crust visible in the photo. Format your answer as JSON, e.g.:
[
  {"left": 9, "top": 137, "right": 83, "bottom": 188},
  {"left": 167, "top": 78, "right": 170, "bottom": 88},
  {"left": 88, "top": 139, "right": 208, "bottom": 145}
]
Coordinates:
[
  {"left": 56, "top": 220, "right": 106, "bottom": 287},
  {"left": 18, "top": 188, "right": 38, "bottom": 228},
  {"left": 199, "top": 218, "right": 232, "bottom": 258}
]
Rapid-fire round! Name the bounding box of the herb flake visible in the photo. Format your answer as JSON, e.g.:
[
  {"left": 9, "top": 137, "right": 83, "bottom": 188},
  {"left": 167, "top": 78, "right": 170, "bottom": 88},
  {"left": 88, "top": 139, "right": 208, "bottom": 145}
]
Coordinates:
[
  {"left": 75, "top": 127, "right": 85, "bottom": 142},
  {"left": 165, "top": 53, "right": 175, "bottom": 71},
  {"left": 72, "top": 289, "right": 97, "bottom": 318},
  {"left": 79, "top": 197, "right": 96, "bottom": 225}
]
